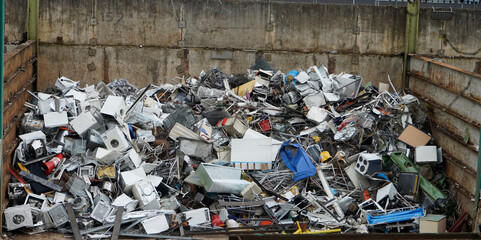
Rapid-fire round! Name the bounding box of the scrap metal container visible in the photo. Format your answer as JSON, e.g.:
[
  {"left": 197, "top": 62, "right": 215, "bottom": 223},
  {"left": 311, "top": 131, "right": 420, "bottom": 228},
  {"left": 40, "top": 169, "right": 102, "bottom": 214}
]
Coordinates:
[{"left": 2, "top": 0, "right": 481, "bottom": 239}]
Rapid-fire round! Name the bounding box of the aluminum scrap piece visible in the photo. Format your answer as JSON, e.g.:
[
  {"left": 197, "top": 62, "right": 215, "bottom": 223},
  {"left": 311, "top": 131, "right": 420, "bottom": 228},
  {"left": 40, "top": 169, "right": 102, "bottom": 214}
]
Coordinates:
[
  {"left": 103, "top": 209, "right": 176, "bottom": 223},
  {"left": 19, "top": 171, "right": 63, "bottom": 191}
]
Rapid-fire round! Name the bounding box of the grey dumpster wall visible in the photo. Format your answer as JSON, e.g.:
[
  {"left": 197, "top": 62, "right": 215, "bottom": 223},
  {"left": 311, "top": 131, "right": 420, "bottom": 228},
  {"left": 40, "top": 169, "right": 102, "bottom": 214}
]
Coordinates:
[{"left": 5, "top": 1, "right": 481, "bottom": 90}]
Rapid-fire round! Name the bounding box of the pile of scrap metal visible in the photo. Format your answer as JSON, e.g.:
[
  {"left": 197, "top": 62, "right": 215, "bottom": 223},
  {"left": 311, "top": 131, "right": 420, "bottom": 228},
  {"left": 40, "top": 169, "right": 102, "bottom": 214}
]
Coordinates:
[{"left": 4, "top": 65, "right": 461, "bottom": 238}]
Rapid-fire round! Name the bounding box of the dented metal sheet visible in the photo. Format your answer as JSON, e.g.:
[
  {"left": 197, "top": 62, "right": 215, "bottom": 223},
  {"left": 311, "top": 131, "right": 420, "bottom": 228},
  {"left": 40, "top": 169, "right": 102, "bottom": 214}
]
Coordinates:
[{"left": 179, "top": 137, "right": 213, "bottom": 159}]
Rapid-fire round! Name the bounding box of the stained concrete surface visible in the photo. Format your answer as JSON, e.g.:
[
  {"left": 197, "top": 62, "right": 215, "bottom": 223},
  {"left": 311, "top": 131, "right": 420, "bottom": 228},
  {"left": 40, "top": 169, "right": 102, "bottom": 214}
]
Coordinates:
[
  {"left": 5, "top": 0, "right": 27, "bottom": 43},
  {"left": 5, "top": 0, "right": 481, "bottom": 97},
  {"left": 37, "top": 44, "right": 403, "bottom": 91}
]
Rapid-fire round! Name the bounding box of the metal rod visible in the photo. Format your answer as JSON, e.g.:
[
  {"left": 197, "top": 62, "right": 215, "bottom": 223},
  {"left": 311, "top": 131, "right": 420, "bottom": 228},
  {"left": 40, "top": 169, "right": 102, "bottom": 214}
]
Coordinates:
[
  {"left": 126, "top": 83, "right": 151, "bottom": 116},
  {"left": 316, "top": 167, "right": 344, "bottom": 218},
  {"left": 65, "top": 203, "right": 82, "bottom": 240},
  {"left": 27, "top": 0, "right": 38, "bottom": 40},
  {"left": 111, "top": 207, "right": 125, "bottom": 240},
  {"left": 80, "top": 223, "right": 116, "bottom": 235}
]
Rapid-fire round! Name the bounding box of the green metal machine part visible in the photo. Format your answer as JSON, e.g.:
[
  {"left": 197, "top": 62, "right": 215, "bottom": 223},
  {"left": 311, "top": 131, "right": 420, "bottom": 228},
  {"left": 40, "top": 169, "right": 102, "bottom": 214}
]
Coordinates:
[{"left": 388, "top": 152, "right": 446, "bottom": 202}]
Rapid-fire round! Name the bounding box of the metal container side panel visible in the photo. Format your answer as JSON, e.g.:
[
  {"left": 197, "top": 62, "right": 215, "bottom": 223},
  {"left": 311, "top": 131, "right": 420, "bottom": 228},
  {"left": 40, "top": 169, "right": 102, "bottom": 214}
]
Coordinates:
[{"left": 408, "top": 54, "right": 481, "bottom": 218}]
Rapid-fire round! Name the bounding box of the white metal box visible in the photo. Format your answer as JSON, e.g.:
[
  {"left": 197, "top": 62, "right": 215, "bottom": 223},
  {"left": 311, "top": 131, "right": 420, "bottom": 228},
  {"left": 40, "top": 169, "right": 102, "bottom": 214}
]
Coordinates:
[
  {"left": 101, "top": 126, "right": 130, "bottom": 152},
  {"left": 70, "top": 111, "right": 99, "bottom": 136},
  {"left": 132, "top": 180, "right": 160, "bottom": 207},
  {"left": 183, "top": 208, "right": 210, "bottom": 226},
  {"left": 415, "top": 146, "right": 438, "bottom": 163},
  {"left": 4, "top": 205, "right": 34, "bottom": 231},
  {"left": 43, "top": 111, "right": 69, "bottom": 128},
  {"left": 142, "top": 214, "right": 169, "bottom": 234},
  {"left": 100, "top": 95, "right": 126, "bottom": 123}
]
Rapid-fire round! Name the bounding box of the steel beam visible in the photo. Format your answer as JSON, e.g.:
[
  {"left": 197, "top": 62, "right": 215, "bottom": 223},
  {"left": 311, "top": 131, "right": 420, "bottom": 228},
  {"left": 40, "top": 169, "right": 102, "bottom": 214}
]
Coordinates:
[
  {"left": 402, "top": 0, "right": 420, "bottom": 91},
  {"left": 27, "top": 0, "right": 38, "bottom": 40}
]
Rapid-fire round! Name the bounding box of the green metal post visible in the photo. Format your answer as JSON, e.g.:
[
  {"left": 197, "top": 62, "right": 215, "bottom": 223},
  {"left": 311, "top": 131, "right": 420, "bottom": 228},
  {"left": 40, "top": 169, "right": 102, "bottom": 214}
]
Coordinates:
[
  {"left": 473, "top": 127, "right": 481, "bottom": 232},
  {"left": 0, "top": 0, "right": 5, "bottom": 234},
  {"left": 402, "top": 0, "right": 420, "bottom": 92},
  {"left": 27, "top": 0, "right": 38, "bottom": 40}
]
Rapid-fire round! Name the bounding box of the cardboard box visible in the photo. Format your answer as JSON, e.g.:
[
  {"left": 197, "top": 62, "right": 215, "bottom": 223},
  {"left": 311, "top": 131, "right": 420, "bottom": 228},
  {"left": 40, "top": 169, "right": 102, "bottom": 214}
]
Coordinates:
[
  {"left": 420, "top": 214, "right": 446, "bottom": 233},
  {"left": 398, "top": 125, "right": 431, "bottom": 147}
]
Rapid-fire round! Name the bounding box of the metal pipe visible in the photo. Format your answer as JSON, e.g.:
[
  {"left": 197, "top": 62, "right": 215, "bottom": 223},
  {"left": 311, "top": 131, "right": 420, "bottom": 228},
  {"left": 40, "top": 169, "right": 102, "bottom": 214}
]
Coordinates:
[
  {"left": 473, "top": 126, "right": 481, "bottom": 232},
  {"left": 0, "top": 0, "right": 5, "bottom": 234}
]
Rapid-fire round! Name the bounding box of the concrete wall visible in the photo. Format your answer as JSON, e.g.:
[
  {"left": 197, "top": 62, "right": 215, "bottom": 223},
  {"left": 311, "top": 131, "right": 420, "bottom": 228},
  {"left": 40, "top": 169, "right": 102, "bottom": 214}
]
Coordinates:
[
  {"left": 418, "top": 8, "right": 481, "bottom": 58},
  {"left": 5, "top": 0, "right": 27, "bottom": 43},
  {"left": 33, "top": 0, "right": 407, "bottom": 90},
  {"left": 38, "top": 44, "right": 402, "bottom": 89},
  {"left": 3, "top": 0, "right": 477, "bottom": 91}
]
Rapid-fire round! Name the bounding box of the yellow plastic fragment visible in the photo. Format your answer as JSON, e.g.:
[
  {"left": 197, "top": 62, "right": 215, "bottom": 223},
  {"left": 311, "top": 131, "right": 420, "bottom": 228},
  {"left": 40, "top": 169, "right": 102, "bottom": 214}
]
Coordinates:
[
  {"left": 293, "top": 221, "right": 341, "bottom": 234},
  {"left": 320, "top": 151, "right": 331, "bottom": 162},
  {"left": 17, "top": 163, "right": 29, "bottom": 173},
  {"left": 303, "top": 228, "right": 342, "bottom": 234}
]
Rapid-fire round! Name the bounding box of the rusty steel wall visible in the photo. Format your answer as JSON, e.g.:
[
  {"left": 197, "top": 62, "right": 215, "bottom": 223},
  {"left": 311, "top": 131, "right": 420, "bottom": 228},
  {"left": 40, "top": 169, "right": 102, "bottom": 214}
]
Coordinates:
[
  {"left": 407, "top": 54, "right": 481, "bottom": 217},
  {"left": 1, "top": 41, "right": 37, "bottom": 211},
  {"left": 2, "top": 41, "right": 37, "bottom": 211}
]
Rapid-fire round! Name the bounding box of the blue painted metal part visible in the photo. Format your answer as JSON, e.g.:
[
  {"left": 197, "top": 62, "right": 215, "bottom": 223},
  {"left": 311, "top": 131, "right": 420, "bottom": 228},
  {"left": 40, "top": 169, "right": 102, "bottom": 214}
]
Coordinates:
[
  {"left": 367, "top": 206, "right": 425, "bottom": 225},
  {"left": 279, "top": 140, "right": 317, "bottom": 182}
]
